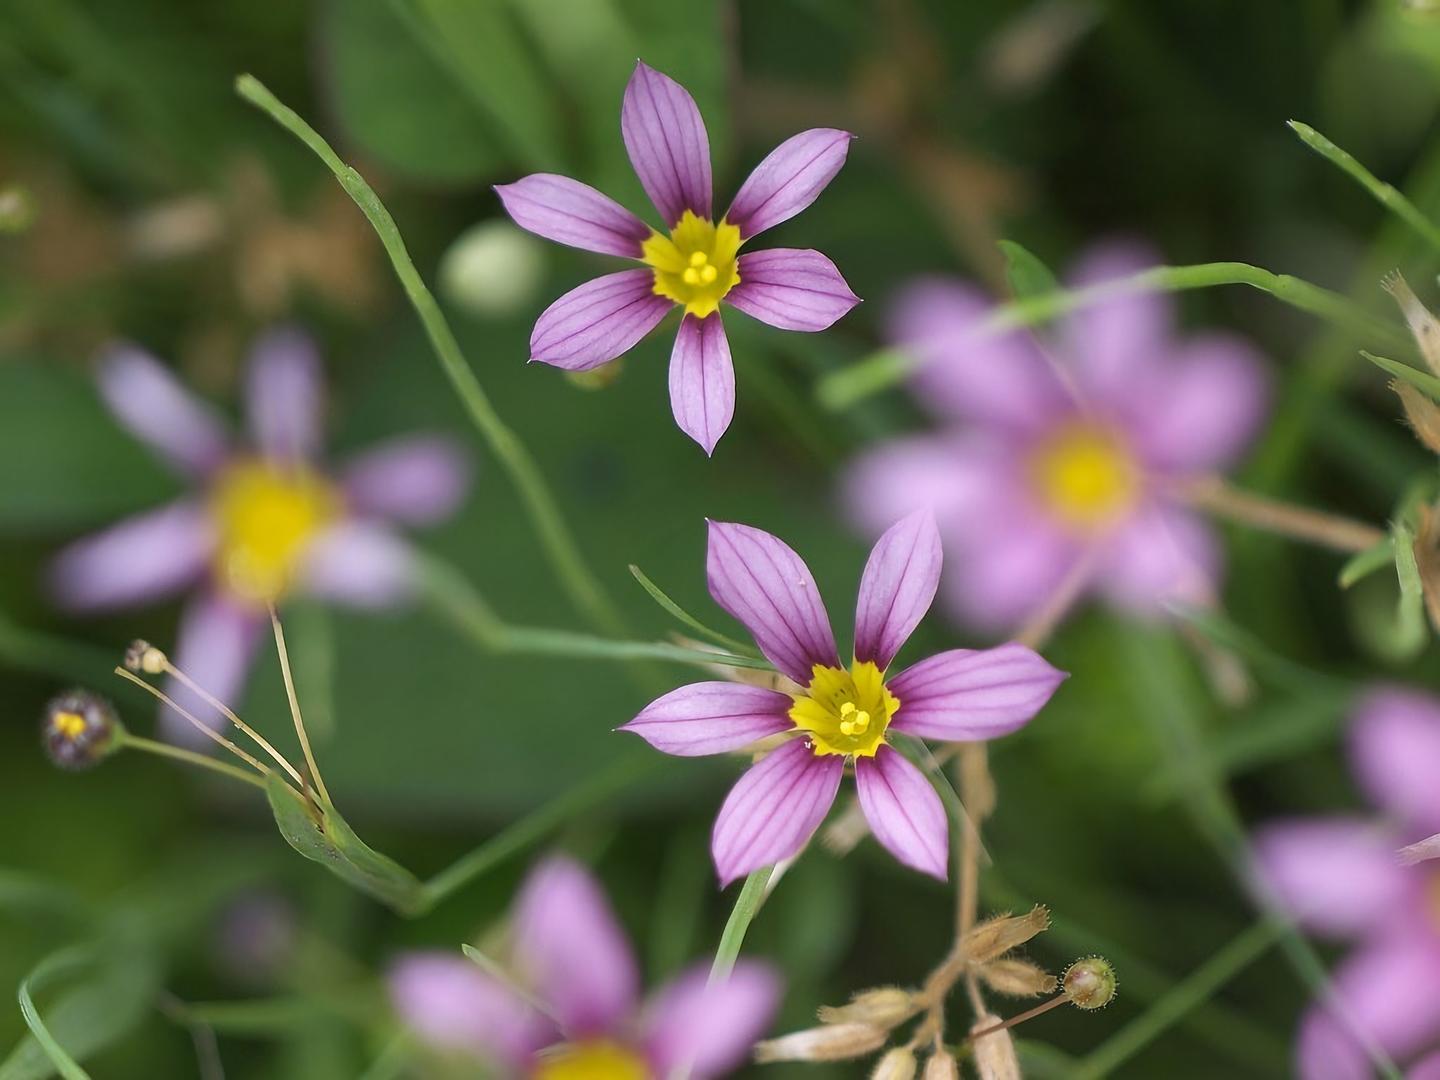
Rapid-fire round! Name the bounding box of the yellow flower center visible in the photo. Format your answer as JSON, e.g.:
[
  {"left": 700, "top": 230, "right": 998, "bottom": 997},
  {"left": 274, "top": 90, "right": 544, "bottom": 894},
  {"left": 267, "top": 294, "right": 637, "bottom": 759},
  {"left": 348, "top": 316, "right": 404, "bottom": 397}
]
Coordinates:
[
  {"left": 642, "top": 210, "right": 741, "bottom": 319},
  {"left": 788, "top": 660, "right": 900, "bottom": 758},
  {"left": 209, "top": 459, "right": 339, "bottom": 606},
  {"left": 1029, "top": 424, "right": 1139, "bottom": 531},
  {"left": 52, "top": 711, "right": 87, "bottom": 741},
  {"left": 532, "top": 1040, "right": 649, "bottom": 1080}
]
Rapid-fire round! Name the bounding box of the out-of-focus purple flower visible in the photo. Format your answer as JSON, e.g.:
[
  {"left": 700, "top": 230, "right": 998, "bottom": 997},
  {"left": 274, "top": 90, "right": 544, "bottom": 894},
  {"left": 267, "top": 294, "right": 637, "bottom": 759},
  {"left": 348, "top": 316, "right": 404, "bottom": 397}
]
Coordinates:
[
  {"left": 620, "top": 511, "right": 1066, "bottom": 885},
  {"left": 213, "top": 891, "right": 297, "bottom": 985},
  {"left": 497, "top": 61, "right": 859, "bottom": 455},
  {"left": 50, "top": 330, "right": 472, "bottom": 742},
  {"left": 845, "top": 243, "right": 1269, "bottom": 634},
  {"left": 1254, "top": 687, "right": 1440, "bottom": 1078},
  {"left": 388, "top": 856, "right": 779, "bottom": 1078}
]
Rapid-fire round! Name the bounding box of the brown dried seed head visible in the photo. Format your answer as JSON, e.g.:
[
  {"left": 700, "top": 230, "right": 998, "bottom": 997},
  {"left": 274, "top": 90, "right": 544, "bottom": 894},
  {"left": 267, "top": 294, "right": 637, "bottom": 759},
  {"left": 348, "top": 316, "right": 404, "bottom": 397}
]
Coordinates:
[
  {"left": 970, "top": 1014, "right": 1022, "bottom": 1080},
  {"left": 1383, "top": 270, "right": 1440, "bottom": 376},
  {"left": 1414, "top": 505, "right": 1440, "bottom": 635},
  {"left": 980, "top": 957, "right": 1059, "bottom": 997},
  {"left": 1393, "top": 382, "right": 1440, "bottom": 454},
  {"left": 961, "top": 904, "right": 1051, "bottom": 964},
  {"left": 754, "top": 1023, "right": 889, "bottom": 1063},
  {"left": 922, "top": 1049, "right": 961, "bottom": 1080},
  {"left": 817, "top": 986, "right": 917, "bottom": 1028},
  {"left": 870, "top": 1047, "right": 917, "bottom": 1080}
]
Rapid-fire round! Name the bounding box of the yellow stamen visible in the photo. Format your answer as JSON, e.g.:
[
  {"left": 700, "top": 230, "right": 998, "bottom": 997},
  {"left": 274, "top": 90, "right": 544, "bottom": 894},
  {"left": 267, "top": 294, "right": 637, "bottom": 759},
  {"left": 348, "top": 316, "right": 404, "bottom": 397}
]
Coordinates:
[
  {"left": 642, "top": 210, "right": 741, "bottom": 319},
  {"left": 789, "top": 660, "right": 899, "bottom": 757},
  {"left": 52, "top": 711, "right": 87, "bottom": 740},
  {"left": 532, "top": 1040, "right": 649, "bottom": 1080},
  {"left": 209, "top": 459, "right": 339, "bottom": 606},
  {"left": 1029, "top": 424, "right": 1139, "bottom": 532}
]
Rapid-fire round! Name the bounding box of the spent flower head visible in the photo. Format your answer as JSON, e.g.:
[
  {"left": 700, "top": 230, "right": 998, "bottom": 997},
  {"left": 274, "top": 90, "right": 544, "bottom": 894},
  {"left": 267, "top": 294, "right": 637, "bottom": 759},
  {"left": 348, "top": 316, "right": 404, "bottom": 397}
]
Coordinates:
[
  {"left": 497, "top": 61, "right": 860, "bottom": 454},
  {"left": 621, "top": 510, "right": 1066, "bottom": 885},
  {"left": 43, "top": 689, "right": 121, "bottom": 770}
]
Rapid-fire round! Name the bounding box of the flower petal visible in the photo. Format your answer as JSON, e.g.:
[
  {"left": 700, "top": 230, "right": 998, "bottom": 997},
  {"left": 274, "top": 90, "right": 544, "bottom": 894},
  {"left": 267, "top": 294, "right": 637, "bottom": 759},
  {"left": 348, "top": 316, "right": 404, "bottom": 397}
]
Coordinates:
[
  {"left": 513, "top": 856, "right": 639, "bottom": 1036},
  {"left": 643, "top": 961, "right": 781, "bottom": 1080},
  {"left": 669, "top": 313, "right": 735, "bottom": 455},
  {"left": 726, "top": 129, "right": 852, "bottom": 241},
  {"left": 706, "top": 521, "right": 840, "bottom": 683},
  {"left": 1126, "top": 333, "right": 1269, "bottom": 474},
  {"left": 50, "top": 500, "right": 214, "bottom": 612},
  {"left": 300, "top": 522, "right": 416, "bottom": 608},
  {"left": 494, "top": 173, "right": 650, "bottom": 258},
  {"left": 621, "top": 682, "right": 793, "bottom": 757},
  {"left": 889, "top": 280, "right": 1066, "bottom": 433},
  {"left": 342, "top": 436, "right": 472, "bottom": 525},
  {"left": 1061, "top": 241, "right": 1172, "bottom": 403},
  {"left": 1093, "top": 502, "right": 1218, "bottom": 616},
  {"left": 1307, "top": 934, "right": 1440, "bottom": 1068},
  {"left": 621, "top": 61, "right": 712, "bottom": 225},
  {"left": 853, "top": 509, "right": 942, "bottom": 670},
  {"left": 1296, "top": 1009, "right": 1371, "bottom": 1080},
  {"left": 1350, "top": 686, "right": 1440, "bottom": 835},
  {"left": 855, "top": 746, "right": 948, "bottom": 879},
  {"left": 530, "top": 269, "right": 672, "bottom": 371},
  {"left": 97, "top": 345, "right": 229, "bottom": 475},
  {"left": 711, "top": 738, "right": 844, "bottom": 887},
  {"left": 388, "top": 952, "right": 551, "bottom": 1068},
  {"left": 160, "top": 593, "right": 263, "bottom": 745},
  {"left": 1251, "top": 818, "right": 1411, "bottom": 937},
  {"left": 887, "top": 644, "right": 1066, "bottom": 741},
  {"left": 247, "top": 327, "right": 324, "bottom": 462},
  {"left": 726, "top": 248, "right": 859, "bottom": 332}
]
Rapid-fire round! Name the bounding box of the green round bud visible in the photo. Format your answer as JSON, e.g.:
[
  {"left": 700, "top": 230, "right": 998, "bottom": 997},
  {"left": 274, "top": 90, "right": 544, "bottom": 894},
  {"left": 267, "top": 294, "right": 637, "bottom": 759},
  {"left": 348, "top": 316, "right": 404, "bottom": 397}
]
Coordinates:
[
  {"left": 438, "top": 220, "right": 546, "bottom": 318},
  {"left": 1062, "top": 956, "right": 1117, "bottom": 1010}
]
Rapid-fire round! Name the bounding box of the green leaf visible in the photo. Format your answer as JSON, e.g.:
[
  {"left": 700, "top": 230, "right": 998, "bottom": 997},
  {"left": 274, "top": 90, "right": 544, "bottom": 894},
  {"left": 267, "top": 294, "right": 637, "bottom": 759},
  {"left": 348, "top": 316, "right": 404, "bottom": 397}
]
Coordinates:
[
  {"left": 627, "top": 564, "right": 757, "bottom": 654},
  {"left": 265, "top": 776, "right": 426, "bottom": 915},
  {"left": 999, "top": 239, "right": 1060, "bottom": 300},
  {"left": 1362, "top": 350, "right": 1440, "bottom": 401},
  {"left": 322, "top": 0, "right": 504, "bottom": 183},
  {"left": 1339, "top": 537, "right": 1397, "bottom": 588},
  {"left": 1391, "top": 519, "right": 1428, "bottom": 657}
]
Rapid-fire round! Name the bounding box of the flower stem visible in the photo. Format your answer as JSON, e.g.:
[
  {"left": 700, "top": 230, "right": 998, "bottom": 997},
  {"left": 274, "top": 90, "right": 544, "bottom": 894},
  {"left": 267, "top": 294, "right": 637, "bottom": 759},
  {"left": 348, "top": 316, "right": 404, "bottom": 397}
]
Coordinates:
[
  {"left": 964, "top": 993, "right": 1069, "bottom": 1044},
  {"left": 709, "top": 866, "right": 774, "bottom": 984},
  {"left": 1180, "top": 475, "right": 1386, "bottom": 553},
  {"left": 817, "top": 262, "right": 1408, "bottom": 410},
  {"left": 234, "top": 74, "right": 627, "bottom": 640},
  {"left": 113, "top": 668, "right": 275, "bottom": 780},
  {"left": 268, "top": 607, "right": 332, "bottom": 808},
  {"left": 117, "top": 732, "right": 268, "bottom": 790}
]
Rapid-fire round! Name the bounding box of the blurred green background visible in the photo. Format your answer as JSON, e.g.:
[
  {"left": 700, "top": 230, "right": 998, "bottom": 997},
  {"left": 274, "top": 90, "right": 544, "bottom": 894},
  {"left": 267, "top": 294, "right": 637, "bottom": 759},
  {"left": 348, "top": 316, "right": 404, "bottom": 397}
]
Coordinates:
[{"left": 3, "top": 0, "right": 1440, "bottom": 1076}]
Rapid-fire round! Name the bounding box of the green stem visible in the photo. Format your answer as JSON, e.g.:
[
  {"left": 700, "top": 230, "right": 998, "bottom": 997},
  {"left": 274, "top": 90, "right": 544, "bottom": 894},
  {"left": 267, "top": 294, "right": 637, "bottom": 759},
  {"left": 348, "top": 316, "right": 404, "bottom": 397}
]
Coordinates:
[
  {"left": 1289, "top": 120, "right": 1440, "bottom": 254},
  {"left": 817, "top": 262, "right": 1408, "bottom": 410},
  {"left": 234, "top": 74, "right": 625, "bottom": 639},
  {"left": 1072, "top": 919, "right": 1284, "bottom": 1080},
  {"left": 709, "top": 866, "right": 774, "bottom": 984},
  {"left": 118, "top": 733, "right": 268, "bottom": 790}
]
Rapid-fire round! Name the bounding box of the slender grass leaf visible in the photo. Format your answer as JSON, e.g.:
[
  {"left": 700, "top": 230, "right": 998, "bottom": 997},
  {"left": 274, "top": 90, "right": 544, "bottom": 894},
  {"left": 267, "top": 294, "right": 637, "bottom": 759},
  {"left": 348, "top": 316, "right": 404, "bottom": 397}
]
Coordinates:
[
  {"left": 999, "top": 239, "right": 1060, "bottom": 300},
  {"left": 1362, "top": 350, "right": 1440, "bottom": 401}
]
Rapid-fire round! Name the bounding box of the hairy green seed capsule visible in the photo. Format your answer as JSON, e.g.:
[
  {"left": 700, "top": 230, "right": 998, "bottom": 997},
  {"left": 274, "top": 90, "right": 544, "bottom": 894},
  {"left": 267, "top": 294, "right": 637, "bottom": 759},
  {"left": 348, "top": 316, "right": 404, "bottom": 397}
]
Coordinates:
[{"left": 1062, "top": 956, "right": 1118, "bottom": 1010}]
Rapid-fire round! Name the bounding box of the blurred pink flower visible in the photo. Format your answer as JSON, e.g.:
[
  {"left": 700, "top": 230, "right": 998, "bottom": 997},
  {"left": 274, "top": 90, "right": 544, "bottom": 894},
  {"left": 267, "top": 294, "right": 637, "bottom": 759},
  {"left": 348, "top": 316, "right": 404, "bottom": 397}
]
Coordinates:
[
  {"left": 50, "top": 329, "right": 471, "bottom": 742},
  {"left": 621, "top": 511, "right": 1065, "bottom": 885},
  {"left": 389, "top": 856, "right": 779, "bottom": 1079},
  {"left": 845, "top": 243, "right": 1269, "bottom": 634},
  {"left": 1254, "top": 687, "right": 1440, "bottom": 1078},
  {"left": 497, "top": 60, "right": 859, "bottom": 454}
]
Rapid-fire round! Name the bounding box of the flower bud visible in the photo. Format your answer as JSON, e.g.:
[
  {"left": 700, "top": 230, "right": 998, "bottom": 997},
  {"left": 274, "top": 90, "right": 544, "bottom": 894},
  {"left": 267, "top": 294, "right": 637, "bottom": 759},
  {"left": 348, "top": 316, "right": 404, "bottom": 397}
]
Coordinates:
[
  {"left": 870, "top": 1047, "right": 916, "bottom": 1080},
  {"left": 565, "top": 358, "right": 625, "bottom": 391},
  {"left": 754, "top": 1023, "right": 888, "bottom": 1063},
  {"left": 0, "top": 186, "right": 35, "bottom": 234},
  {"left": 817, "top": 986, "right": 916, "bottom": 1028},
  {"left": 43, "top": 690, "right": 122, "bottom": 770},
  {"left": 980, "top": 957, "right": 1058, "bottom": 997},
  {"left": 961, "top": 904, "right": 1050, "bottom": 964},
  {"left": 922, "top": 1049, "right": 960, "bottom": 1080},
  {"left": 1063, "top": 956, "right": 1117, "bottom": 1009},
  {"left": 970, "top": 1015, "right": 1021, "bottom": 1080},
  {"left": 124, "top": 639, "right": 168, "bottom": 675},
  {"left": 1383, "top": 271, "right": 1440, "bottom": 375},
  {"left": 438, "top": 220, "right": 546, "bottom": 318}
]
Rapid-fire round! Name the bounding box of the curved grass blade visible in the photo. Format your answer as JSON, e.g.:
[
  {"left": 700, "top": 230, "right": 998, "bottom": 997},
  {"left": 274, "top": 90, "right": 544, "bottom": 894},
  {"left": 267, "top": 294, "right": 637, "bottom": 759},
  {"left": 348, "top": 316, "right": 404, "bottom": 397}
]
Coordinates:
[{"left": 628, "top": 564, "right": 758, "bottom": 655}]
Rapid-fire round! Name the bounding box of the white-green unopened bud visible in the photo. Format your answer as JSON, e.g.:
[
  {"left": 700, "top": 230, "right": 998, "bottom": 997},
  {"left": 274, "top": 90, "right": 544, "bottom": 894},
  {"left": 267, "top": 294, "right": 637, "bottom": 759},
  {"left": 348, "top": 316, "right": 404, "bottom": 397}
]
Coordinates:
[
  {"left": 754, "top": 1023, "right": 888, "bottom": 1063},
  {"left": 922, "top": 1048, "right": 960, "bottom": 1080},
  {"left": 970, "top": 1014, "right": 1021, "bottom": 1080},
  {"left": 818, "top": 986, "right": 916, "bottom": 1028},
  {"left": 1063, "top": 956, "right": 1118, "bottom": 1009},
  {"left": 870, "top": 1047, "right": 916, "bottom": 1080},
  {"left": 438, "top": 220, "right": 546, "bottom": 317}
]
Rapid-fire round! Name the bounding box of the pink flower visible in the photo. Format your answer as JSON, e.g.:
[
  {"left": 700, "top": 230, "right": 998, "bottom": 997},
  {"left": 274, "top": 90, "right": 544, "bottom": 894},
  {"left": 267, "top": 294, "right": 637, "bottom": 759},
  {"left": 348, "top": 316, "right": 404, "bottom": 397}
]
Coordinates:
[
  {"left": 50, "top": 330, "right": 471, "bottom": 742},
  {"left": 845, "top": 243, "right": 1269, "bottom": 634},
  {"left": 497, "top": 61, "right": 860, "bottom": 455},
  {"left": 388, "top": 856, "right": 779, "bottom": 1079},
  {"left": 621, "top": 510, "right": 1066, "bottom": 885},
  {"left": 1254, "top": 687, "right": 1440, "bottom": 1078}
]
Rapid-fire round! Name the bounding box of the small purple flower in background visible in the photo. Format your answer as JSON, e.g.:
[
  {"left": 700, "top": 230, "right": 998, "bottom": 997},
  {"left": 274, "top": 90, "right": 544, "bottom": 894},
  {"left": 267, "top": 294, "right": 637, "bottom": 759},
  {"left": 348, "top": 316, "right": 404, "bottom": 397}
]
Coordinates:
[
  {"left": 845, "top": 243, "right": 1269, "bottom": 635},
  {"left": 621, "top": 510, "right": 1066, "bottom": 885},
  {"left": 497, "top": 60, "right": 860, "bottom": 454},
  {"left": 1254, "top": 688, "right": 1440, "bottom": 1079},
  {"left": 389, "top": 856, "right": 779, "bottom": 1079},
  {"left": 50, "top": 329, "right": 471, "bottom": 741}
]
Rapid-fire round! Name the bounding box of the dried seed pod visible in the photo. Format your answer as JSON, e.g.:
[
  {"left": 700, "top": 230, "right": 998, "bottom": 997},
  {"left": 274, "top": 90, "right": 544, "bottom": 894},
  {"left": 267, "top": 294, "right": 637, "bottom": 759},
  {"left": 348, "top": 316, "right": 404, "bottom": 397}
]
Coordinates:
[
  {"left": 43, "top": 690, "right": 122, "bottom": 770},
  {"left": 980, "top": 957, "right": 1059, "bottom": 997},
  {"left": 961, "top": 904, "right": 1050, "bottom": 964},
  {"left": 123, "top": 639, "right": 168, "bottom": 675},
  {"left": 1063, "top": 956, "right": 1118, "bottom": 1010},
  {"left": 922, "top": 1049, "right": 960, "bottom": 1080},
  {"left": 817, "top": 986, "right": 917, "bottom": 1028},
  {"left": 870, "top": 1047, "right": 917, "bottom": 1080},
  {"left": 1413, "top": 505, "right": 1440, "bottom": 634},
  {"left": 1393, "top": 382, "right": 1440, "bottom": 454},
  {"left": 970, "top": 1014, "right": 1022, "bottom": 1080},
  {"left": 1383, "top": 271, "right": 1440, "bottom": 375},
  {"left": 754, "top": 1023, "right": 889, "bottom": 1063}
]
